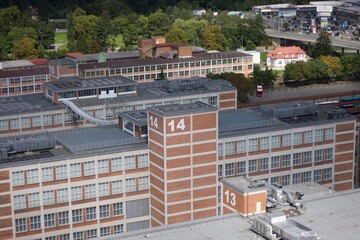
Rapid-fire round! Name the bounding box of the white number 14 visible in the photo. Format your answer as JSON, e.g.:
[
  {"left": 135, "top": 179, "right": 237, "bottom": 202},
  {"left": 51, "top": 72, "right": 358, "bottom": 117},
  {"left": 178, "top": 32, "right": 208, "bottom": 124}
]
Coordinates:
[{"left": 168, "top": 119, "right": 185, "bottom": 132}]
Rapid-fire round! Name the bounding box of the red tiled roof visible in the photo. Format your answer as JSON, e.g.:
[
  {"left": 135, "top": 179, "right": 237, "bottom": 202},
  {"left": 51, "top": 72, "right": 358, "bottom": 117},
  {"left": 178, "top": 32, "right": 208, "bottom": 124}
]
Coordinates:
[
  {"left": 0, "top": 67, "right": 49, "bottom": 79},
  {"left": 66, "top": 52, "right": 84, "bottom": 58},
  {"left": 267, "top": 46, "right": 306, "bottom": 59},
  {"left": 28, "top": 58, "right": 48, "bottom": 66}
]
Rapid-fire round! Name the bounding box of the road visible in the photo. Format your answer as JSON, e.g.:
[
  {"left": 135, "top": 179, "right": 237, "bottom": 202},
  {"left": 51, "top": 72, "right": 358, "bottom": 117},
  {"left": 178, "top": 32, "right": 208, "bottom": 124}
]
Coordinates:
[{"left": 265, "top": 29, "right": 360, "bottom": 50}]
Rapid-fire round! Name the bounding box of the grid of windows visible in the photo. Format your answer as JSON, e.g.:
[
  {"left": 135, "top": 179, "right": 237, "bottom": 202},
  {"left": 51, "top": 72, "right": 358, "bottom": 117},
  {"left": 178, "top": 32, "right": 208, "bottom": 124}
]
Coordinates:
[
  {"left": 293, "top": 132, "right": 302, "bottom": 145},
  {"left": 126, "top": 178, "right": 136, "bottom": 192},
  {"left": 43, "top": 190, "right": 54, "bottom": 205},
  {"left": 271, "top": 135, "right": 281, "bottom": 148},
  {"left": 218, "top": 143, "right": 223, "bottom": 156},
  {"left": 86, "top": 207, "right": 97, "bottom": 221},
  {"left": 282, "top": 134, "right": 291, "bottom": 147},
  {"left": 98, "top": 159, "right": 109, "bottom": 174},
  {"left": 84, "top": 161, "right": 95, "bottom": 176},
  {"left": 260, "top": 158, "right": 269, "bottom": 171},
  {"left": 99, "top": 205, "right": 110, "bottom": 218},
  {"left": 44, "top": 213, "right": 55, "bottom": 228},
  {"left": 248, "top": 139, "right": 258, "bottom": 152},
  {"left": 138, "top": 154, "right": 149, "bottom": 168},
  {"left": 325, "top": 128, "right": 334, "bottom": 140},
  {"left": 59, "top": 234, "right": 70, "bottom": 240},
  {"left": 225, "top": 163, "right": 235, "bottom": 176},
  {"left": 42, "top": 167, "right": 54, "bottom": 182},
  {"left": 27, "top": 169, "right": 39, "bottom": 184},
  {"left": 57, "top": 188, "right": 68, "bottom": 203},
  {"left": 292, "top": 173, "right": 301, "bottom": 184},
  {"left": 113, "top": 202, "right": 123, "bottom": 216},
  {"left": 225, "top": 142, "right": 235, "bottom": 155},
  {"left": 271, "top": 156, "right": 280, "bottom": 169},
  {"left": 72, "top": 209, "right": 83, "bottom": 223},
  {"left": 15, "top": 218, "right": 27, "bottom": 233},
  {"left": 303, "top": 151, "right": 312, "bottom": 164},
  {"left": 56, "top": 165, "right": 67, "bottom": 180},
  {"left": 114, "top": 224, "right": 124, "bottom": 234},
  {"left": 28, "top": 192, "right": 40, "bottom": 208},
  {"left": 100, "top": 227, "right": 111, "bottom": 237},
  {"left": 73, "top": 232, "right": 83, "bottom": 240},
  {"left": 236, "top": 161, "right": 246, "bottom": 174},
  {"left": 314, "top": 149, "right": 323, "bottom": 162},
  {"left": 324, "top": 168, "right": 332, "bottom": 180},
  {"left": 58, "top": 211, "right": 69, "bottom": 226},
  {"left": 71, "top": 186, "right": 83, "bottom": 201},
  {"left": 304, "top": 130, "right": 313, "bottom": 144},
  {"left": 282, "top": 154, "right": 291, "bottom": 167},
  {"left": 12, "top": 171, "right": 25, "bottom": 186},
  {"left": 70, "top": 163, "right": 82, "bottom": 178},
  {"left": 293, "top": 153, "right": 301, "bottom": 165},
  {"left": 259, "top": 137, "right": 269, "bottom": 150},
  {"left": 111, "top": 157, "right": 122, "bottom": 171},
  {"left": 30, "top": 216, "right": 41, "bottom": 230},
  {"left": 124, "top": 156, "right": 136, "bottom": 170},
  {"left": 218, "top": 165, "right": 223, "bottom": 177},
  {"left": 237, "top": 140, "right": 246, "bottom": 153},
  {"left": 112, "top": 180, "right": 123, "bottom": 194},
  {"left": 99, "top": 182, "right": 110, "bottom": 196},
  {"left": 248, "top": 159, "right": 258, "bottom": 172},
  {"left": 271, "top": 176, "right": 279, "bottom": 184},
  {"left": 314, "top": 169, "right": 322, "bottom": 182},
  {"left": 303, "top": 171, "right": 312, "bottom": 182},
  {"left": 315, "top": 129, "right": 323, "bottom": 142},
  {"left": 282, "top": 175, "right": 290, "bottom": 186},
  {"left": 138, "top": 176, "right": 150, "bottom": 190},
  {"left": 14, "top": 195, "right": 26, "bottom": 210},
  {"left": 85, "top": 184, "right": 96, "bottom": 199},
  {"left": 324, "top": 148, "right": 333, "bottom": 161}
]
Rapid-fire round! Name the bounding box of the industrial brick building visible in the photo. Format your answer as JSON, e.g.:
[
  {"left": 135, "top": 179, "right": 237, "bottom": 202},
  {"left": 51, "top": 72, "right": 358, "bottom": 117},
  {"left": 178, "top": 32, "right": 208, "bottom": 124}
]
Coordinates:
[{"left": 0, "top": 75, "right": 356, "bottom": 240}]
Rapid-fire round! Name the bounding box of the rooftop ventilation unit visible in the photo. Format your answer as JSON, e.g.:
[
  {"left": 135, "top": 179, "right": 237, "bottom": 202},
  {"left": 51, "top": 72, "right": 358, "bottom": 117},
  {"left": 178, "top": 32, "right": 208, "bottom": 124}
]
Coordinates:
[{"left": 261, "top": 102, "right": 318, "bottom": 119}]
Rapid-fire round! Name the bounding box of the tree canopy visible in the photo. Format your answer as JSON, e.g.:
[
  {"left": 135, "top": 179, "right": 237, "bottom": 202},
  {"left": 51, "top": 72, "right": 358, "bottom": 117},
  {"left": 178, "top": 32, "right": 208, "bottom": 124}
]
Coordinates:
[{"left": 310, "top": 31, "right": 333, "bottom": 58}]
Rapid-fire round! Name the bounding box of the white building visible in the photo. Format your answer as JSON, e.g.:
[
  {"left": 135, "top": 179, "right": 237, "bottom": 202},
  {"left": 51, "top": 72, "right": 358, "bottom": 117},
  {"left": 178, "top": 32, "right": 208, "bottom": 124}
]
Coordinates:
[{"left": 266, "top": 46, "right": 308, "bottom": 70}]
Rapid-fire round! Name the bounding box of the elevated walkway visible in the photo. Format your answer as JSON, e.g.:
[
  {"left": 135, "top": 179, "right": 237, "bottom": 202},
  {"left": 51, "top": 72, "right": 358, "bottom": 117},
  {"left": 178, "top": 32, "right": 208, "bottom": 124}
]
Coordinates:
[{"left": 62, "top": 99, "right": 118, "bottom": 126}]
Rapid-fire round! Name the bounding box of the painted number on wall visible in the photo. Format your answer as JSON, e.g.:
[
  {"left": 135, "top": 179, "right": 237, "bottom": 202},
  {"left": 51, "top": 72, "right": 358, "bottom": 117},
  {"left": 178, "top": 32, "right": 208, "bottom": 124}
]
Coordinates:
[
  {"left": 224, "top": 190, "right": 236, "bottom": 207},
  {"left": 168, "top": 119, "right": 185, "bottom": 132},
  {"left": 149, "top": 115, "right": 158, "bottom": 128}
]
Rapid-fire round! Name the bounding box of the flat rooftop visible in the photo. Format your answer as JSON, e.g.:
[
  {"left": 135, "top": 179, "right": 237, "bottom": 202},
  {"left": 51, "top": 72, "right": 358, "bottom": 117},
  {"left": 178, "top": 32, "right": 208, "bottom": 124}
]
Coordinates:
[
  {"left": 149, "top": 102, "right": 217, "bottom": 117},
  {"left": 0, "top": 66, "right": 49, "bottom": 78},
  {"left": 222, "top": 176, "right": 267, "bottom": 194}
]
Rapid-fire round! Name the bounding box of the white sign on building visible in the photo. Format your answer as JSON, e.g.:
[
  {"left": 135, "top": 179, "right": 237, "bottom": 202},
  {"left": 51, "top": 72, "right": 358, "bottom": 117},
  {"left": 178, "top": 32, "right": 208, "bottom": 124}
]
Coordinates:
[{"left": 316, "top": 6, "right": 333, "bottom": 13}]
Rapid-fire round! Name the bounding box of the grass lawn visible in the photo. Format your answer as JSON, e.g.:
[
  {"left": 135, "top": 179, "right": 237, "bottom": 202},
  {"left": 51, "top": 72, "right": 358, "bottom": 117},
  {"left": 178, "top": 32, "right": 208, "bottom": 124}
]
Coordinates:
[
  {"left": 274, "top": 70, "right": 284, "bottom": 77},
  {"left": 260, "top": 51, "right": 267, "bottom": 62},
  {"left": 55, "top": 32, "right": 68, "bottom": 44}
]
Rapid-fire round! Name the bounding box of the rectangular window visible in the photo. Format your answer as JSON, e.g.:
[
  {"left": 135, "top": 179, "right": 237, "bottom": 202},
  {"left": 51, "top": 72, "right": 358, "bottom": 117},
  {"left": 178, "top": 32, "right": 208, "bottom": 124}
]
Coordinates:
[
  {"left": 85, "top": 184, "right": 96, "bottom": 199},
  {"left": 293, "top": 132, "right": 302, "bottom": 145},
  {"left": 30, "top": 216, "right": 41, "bottom": 230},
  {"left": 86, "top": 207, "right": 96, "bottom": 221},
  {"left": 111, "top": 157, "right": 122, "bottom": 172},
  {"left": 225, "top": 163, "right": 235, "bottom": 176},
  {"left": 314, "top": 169, "right": 322, "bottom": 182},
  {"left": 218, "top": 143, "right": 223, "bottom": 156},
  {"left": 303, "top": 171, "right": 312, "bottom": 182},
  {"left": 42, "top": 167, "right": 54, "bottom": 182},
  {"left": 29, "top": 192, "right": 40, "bottom": 208},
  {"left": 271, "top": 156, "right": 280, "bottom": 169},
  {"left": 44, "top": 213, "right": 55, "bottom": 228},
  {"left": 260, "top": 158, "right": 269, "bottom": 171},
  {"left": 248, "top": 159, "right": 258, "bottom": 172},
  {"left": 73, "top": 232, "right": 83, "bottom": 240},
  {"left": 303, "top": 151, "right": 312, "bottom": 164},
  {"left": 271, "top": 176, "right": 279, "bottom": 184},
  {"left": 114, "top": 224, "right": 124, "bottom": 234},
  {"left": 304, "top": 130, "right": 313, "bottom": 144},
  {"left": 138, "top": 176, "right": 149, "bottom": 190},
  {"left": 236, "top": 140, "right": 246, "bottom": 153},
  {"left": 43, "top": 190, "right": 54, "bottom": 205},
  {"left": 112, "top": 180, "right": 123, "bottom": 194},
  {"left": 324, "top": 168, "right": 332, "bottom": 180},
  {"left": 248, "top": 139, "right": 258, "bottom": 152},
  {"left": 21, "top": 117, "right": 31, "bottom": 128},
  {"left": 138, "top": 154, "right": 149, "bottom": 168},
  {"left": 99, "top": 182, "right": 110, "bottom": 196},
  {"left": 236, "top": 161, "right": 246, "bottom": 174},
  {"left": 282, "top": 175, "right": 290, "bottom": 186},
  {"left": 58, "top": 211, "right": 69, "bottom": 226},
  {"left": 271, "top": 135, "right": 281, "bottom": 149},
  {"left": 324, "top": 148, "right": 333, "bottom": 161},
  {"left": 57, "top": 188, "right": 68, "bottom": 203},
  {"left": 225, "top": 142, "right": 235, "bottom": 155},
  {"left": 124, "top": 156, "right": 136, "bottom": 170},
  {"left": 56, "top": 165, "right": 67, "bottom": 180},
  {"left": 315, "top": 129, "right": 323, "bottom": 142},
  {"left": 314, "top": 149, "right": 323, "bottom": 162},
  {"left": 259, "top": 137, "right": 269, "bottom": 150},
  {"left": 15, "top": 218, "right": 27, "bottom": 233},
  {"left": 325, "top": 128, "right": 334, "bottom": 141},
  {"left": 282, "top": 134, "right": 291, "bottom": 147},
  {"left": 282, "top": 154, "right": 291, "bottom": 167},
  {"left": 98, "top": 159, "right": 109, "bottom": 174},
  {"left": 293, "top": 153, "right": 301, "bottom": 165},
  {"left": 70, "top": 163, "right": 81, "bottom": 178},
  {"left": 12, "top": 171, "right": 25, "bottom": 186},
  {"left": 113, "top": 202, "right": 123, "bottom": 216},
  {"left": 27, "top": 169, "right": 39, "bottom": 184},
  {"left": 72, "top": 209, "right": 83, "bottom": 223},
  {"left": 43, "top": 114, "right": 52, "bottom": 126},
  {"left": 100, "top": 227, "right": 111, "bottom": 237},
  {"left": 14, "top": 195, "right": 26, "bottom": 210},
  {"left": 218, "top": 165, "right": 223, "bottom": 177},
  {"left": 99, "top": 205, "right": 110, "bottom": 219},
  {"left": 84, "top": 161, "right": 95, "bottom": 176},
  {"left": 125, "top": 178, "right": 136, "bottom": 192},
  {"left": 59, "top": 234, "right": 70, "bottom": 240},
  {"left": 71, "top": 186, "right": 83, "bottom": 201},
  {"left": 292, "top": 173, "right": 301, "bottom": 184}
]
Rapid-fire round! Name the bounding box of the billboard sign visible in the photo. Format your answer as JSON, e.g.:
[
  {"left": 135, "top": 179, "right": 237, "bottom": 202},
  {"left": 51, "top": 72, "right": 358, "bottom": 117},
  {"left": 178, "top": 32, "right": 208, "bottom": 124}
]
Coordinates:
[
  {"left": 317, "top": 12, "right": 331, "bottom": 17},
  {"left": 316, "top": 6, "right": 333, "bottom": 12}
]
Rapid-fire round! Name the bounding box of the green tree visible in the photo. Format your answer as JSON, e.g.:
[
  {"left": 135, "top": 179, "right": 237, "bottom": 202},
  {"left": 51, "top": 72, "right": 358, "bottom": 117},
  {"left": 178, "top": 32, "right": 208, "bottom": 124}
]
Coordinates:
[
  {"left": 172, "top": 18, "right": 209, "bottom": 46},
  {"left": 13, "top": 37, "right": 37, "bottom": 59},
  {"left": 252, "top": 65, "right": 277, "bottom": 86},
  {"left": 0, "top": 6, "right": 21, "bottom": 35},
  {"left": 123, "top": 23, "right": 140, "bottom": 48},
  {"left": 283, "top": 22, "right": 290, "bottom": 31},
  {"left": 311, "top": 31, "right": 333, "bottom": 58},
  {"left": 340, "top": 54, "right": 360, "bottom": 80},
  {"left": 7, "top": 26, "right": 38, "bottom": 42},
  {"left": 148, "top": 10, "right": 171, "bottom": 36},
  {"left": 136, "top": 15, "right": 150, "bottom": 38},
  {"left": 206, "top": 72, "right": 255, "bottom": 103},
  {"left": 284, "top": 61, "right": 310, "bottom": 83},
  {"left": 202, "top": 25, "right": 225, "bottom": 51},
  {"left": 165, "top": 27, "right": 189, "bottom": 44},
  {"left": 35, "top": 21, "right": 55, "bottom": 49},
  {"left": 307, "top": 59, "right": 328, "bottom": 81},
  {"left": 95, "top": 10, "right": 113, "bottom": 51},
  {"left": 245, "top": 40, "right": 256, "bottom": 50},
  {"left": 319, "top": 55, "right": 342, "bottom": 79}
]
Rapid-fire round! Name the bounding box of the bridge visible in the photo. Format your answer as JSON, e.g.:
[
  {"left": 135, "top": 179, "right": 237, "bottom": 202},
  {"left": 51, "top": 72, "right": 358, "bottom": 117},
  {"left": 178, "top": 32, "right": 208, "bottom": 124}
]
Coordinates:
[{"left": 265, "top": 29, "right": 360, "bottom": 51}]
